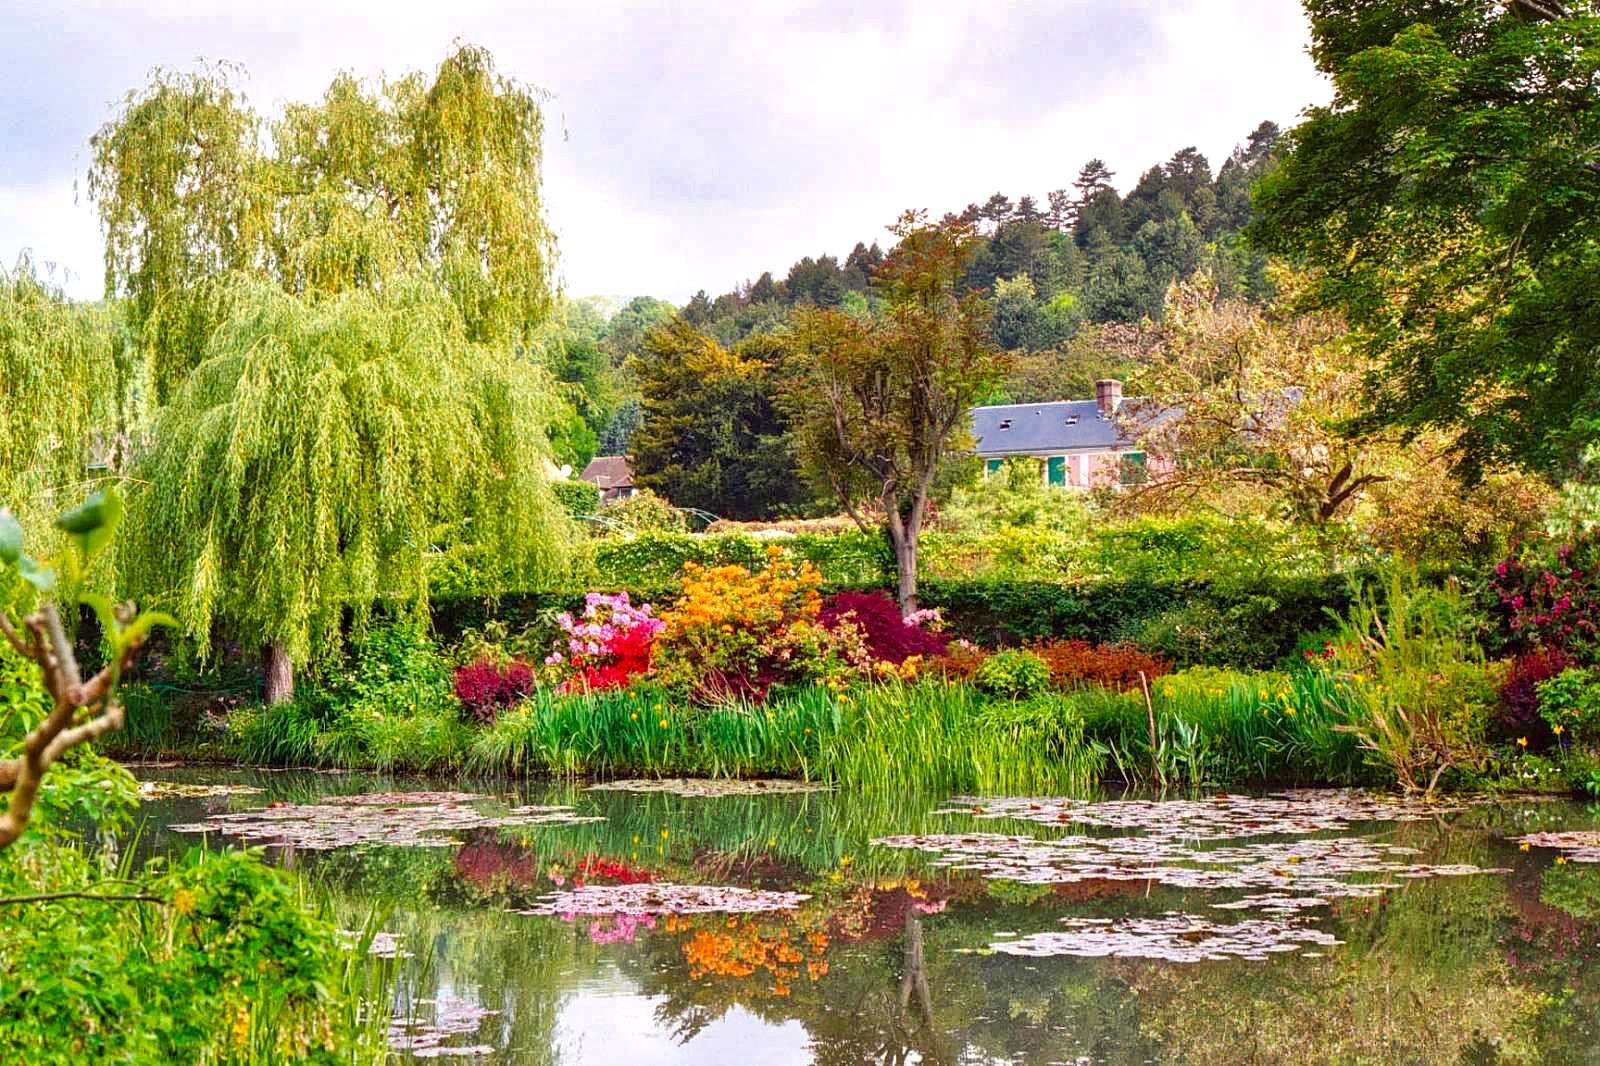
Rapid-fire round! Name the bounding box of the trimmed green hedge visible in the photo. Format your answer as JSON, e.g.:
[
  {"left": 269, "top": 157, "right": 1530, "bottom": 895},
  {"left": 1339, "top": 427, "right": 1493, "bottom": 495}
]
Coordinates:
[{"left": 593, "top": 529, "right": 893, "bottom": 588}]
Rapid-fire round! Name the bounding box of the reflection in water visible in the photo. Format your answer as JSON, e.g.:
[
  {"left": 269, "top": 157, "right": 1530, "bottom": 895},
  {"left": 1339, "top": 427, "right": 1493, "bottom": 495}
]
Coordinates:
[{"left": 129, "top": 767, "right": 1600, "bottom": 1064}]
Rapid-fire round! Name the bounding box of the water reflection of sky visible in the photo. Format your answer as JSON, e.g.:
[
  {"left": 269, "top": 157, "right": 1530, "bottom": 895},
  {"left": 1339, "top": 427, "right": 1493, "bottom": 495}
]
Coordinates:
[{"left": 556, "top": 990, "right": 810, "bottom": 1066}]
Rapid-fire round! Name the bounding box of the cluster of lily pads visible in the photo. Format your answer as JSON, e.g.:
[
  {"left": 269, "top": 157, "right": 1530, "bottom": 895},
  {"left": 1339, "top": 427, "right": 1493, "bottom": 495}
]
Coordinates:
[
  {"left": 993, "top": 914, "right": 1343, "bottom": 963},
  {"left": 166, "top": 791, "right": 603, "bottom": 850},
  {"left": 1517, "top": 830, "right": 1600, "bottom": 863},
  {"left": 512, "top": 882, "right": 811, "bottom": 918},
  {"left": 875, "top": 790, "right": 1511, "bottom": 962},
  {"left": 388, "top": 995, "right": 497, "bottom": 1059}
]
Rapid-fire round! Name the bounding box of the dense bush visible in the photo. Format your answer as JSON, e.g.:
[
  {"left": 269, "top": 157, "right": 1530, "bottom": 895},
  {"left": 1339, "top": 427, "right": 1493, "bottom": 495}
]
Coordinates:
[
  {"left": 454, "top": 658, "right": 535, "bottom": 722},
  {"left": 1535, "top": 667, "right": 1600, "bottom": 745},
  {"left": 597, "top": 489, "right": 685, "bottom": 535},
  {"left": 1498, "top": 649, "right": 1573, "bottom": 748},
  {"left": 552, "top": 478, "right": 601, "bottom": 520},
  {"left": 1034, "top": 639, "right": 1168, "bottom": 692},
  {"left": 1490, "top": 534, "right": 1600, "bottom": 660},
  {"left": 974, "top": 648, "right": 1052, "bottom": 700},
  {"left": 546, "top": 592, "right": 662, "bottom": 691},
  {"left": 818, "top": 590, "right": 948, "bottom": 664}
]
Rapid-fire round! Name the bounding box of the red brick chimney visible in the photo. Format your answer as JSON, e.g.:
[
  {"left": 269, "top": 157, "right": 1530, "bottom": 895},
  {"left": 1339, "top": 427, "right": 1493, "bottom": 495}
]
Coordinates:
[{"left": 1095, "top": 379, "right": 1123, "bottom": 416}]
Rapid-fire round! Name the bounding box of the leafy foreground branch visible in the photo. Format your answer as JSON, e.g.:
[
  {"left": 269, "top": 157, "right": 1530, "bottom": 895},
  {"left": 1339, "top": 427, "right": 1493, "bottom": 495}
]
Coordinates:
[{"left": 0, "top": 490, "right": 170, "bottom": 849}]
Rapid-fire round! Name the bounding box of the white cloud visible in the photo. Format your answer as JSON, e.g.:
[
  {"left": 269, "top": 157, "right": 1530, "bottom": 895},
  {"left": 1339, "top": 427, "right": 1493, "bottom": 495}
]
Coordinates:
[{"left": 0, "top": 0, "right": 1331, "bottom": 305}]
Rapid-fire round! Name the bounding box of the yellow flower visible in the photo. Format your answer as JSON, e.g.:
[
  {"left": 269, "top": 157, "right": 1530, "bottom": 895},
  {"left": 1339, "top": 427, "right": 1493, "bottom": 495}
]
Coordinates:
[
  {"left": 1553, "top": 724, "right": 1566, "bottom": 736},
  {"left": 839, "top": 854, "right": 853, "bottom": 867},
  {"left": 1518, "top": 736, "right": 1529, "bottom": 748},
  {"left": 1284, "top": 706, "right": 1297, "bottom": 717},
  {"left": 659, "top": 719, "right": 670, "bottom": 729},
  {"left": 1556, "top": 855, "right": 1569, "bottom": 865},
  {"left": 630, "top": 712, "right": 638, "bottom": 721},
  {"left": 171, "top": 887, "right": 196, "bottom": 916},
  {"left": 1520, "top": 841, "right": 1531, "bottom": 852},
  {"left": 660, "top": 829, "right": 670, "bottom": 839}
]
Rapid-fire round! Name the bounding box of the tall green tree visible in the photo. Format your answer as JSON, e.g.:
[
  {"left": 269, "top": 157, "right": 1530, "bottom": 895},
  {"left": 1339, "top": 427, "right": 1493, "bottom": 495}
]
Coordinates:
[
  {"left": 90, "top": 44, "right": 557, "bottom": 402},
  {"left": 0, "top": 263, "right": 123, "bottom": 526},
  {"left": 122, "top": 278, "right": 574, "bottom": 702},
  {"left": 1253, "top": 0, "right": 1600, "bottom": 481},
  {"left": 783, "top": 213, "right": 1005, "bottom": 612},
  {"left": 630, "top": 320, "right": 806, "bottom": 520}
]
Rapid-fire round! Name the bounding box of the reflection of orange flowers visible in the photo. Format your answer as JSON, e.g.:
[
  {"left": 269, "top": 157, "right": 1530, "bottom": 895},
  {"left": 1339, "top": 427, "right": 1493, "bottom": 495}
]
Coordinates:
[{"left": 672, "top": 911, "right": 831, "bottom": 997}]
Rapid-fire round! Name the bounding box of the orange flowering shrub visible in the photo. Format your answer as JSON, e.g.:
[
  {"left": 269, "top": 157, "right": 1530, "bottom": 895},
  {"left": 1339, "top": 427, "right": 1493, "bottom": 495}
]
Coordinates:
[{"left": 655, "top": 547, "right": 866, "bottom": 699}]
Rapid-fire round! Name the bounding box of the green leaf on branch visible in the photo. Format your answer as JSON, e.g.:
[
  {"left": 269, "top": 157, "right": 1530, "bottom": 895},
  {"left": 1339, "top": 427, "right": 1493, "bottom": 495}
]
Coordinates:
[
  {"left": 55, "top": 486, "right": 124, "bottom": 564},
  {"left": 0, "top": 508, "right": 21, "bottom": 565}
]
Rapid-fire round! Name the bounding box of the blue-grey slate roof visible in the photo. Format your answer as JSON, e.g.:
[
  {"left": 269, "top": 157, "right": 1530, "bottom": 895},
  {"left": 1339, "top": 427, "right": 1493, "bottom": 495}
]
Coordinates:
[{"left": 970, "top": 401, "right": 1132, "bottom": 457}]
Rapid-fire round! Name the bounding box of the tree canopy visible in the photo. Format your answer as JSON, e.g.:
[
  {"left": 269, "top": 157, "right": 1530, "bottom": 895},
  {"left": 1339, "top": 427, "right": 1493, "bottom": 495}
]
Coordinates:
[
  {"left": 629, "top": 319, "right": 806, "bottom": 520},
  {"left": 1253, "top": 0, "right": 1600, "bottom": 481},
  {"left": 89, "top": 43, "right": 558, "bottom": 403},
  {"left": 121, "top": 277, "right": 575, "bottom": 697},
  {"left": 783, "top": 213, "right": 1005, "bottom": 611}
]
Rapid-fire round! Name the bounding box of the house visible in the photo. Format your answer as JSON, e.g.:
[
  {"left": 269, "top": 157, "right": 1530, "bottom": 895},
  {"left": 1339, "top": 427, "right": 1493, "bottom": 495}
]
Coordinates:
[
  {"left": 579, "top": 455, "right": 637, "bottom": 503},
  {"left": 970, "top": 380, "right": 1168, "bottom": 489}
]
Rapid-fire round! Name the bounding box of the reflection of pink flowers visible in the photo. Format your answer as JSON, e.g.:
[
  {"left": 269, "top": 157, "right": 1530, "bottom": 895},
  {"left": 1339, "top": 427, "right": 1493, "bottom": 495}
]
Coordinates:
[
  {"left": 577, "top": 912, "right": 657, "bottom": 945},
  {"left": 912, "top": 900, "right": 947, "bottom": 915}
]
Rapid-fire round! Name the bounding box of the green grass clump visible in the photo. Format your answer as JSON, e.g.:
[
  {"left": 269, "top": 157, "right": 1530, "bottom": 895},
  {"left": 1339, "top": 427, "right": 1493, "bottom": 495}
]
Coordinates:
[{"left": 468, "top": 680, "right": 1105, "bottom": 795}]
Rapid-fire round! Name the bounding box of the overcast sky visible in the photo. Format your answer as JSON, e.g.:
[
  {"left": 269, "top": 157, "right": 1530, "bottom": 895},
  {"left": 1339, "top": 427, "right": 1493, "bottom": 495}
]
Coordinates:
[{"left": 0, "top": 0, "right": 1330, "bottom": 306}]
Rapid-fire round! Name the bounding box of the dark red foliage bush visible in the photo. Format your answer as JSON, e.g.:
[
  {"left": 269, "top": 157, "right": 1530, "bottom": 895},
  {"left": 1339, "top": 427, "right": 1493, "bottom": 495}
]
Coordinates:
[
  {"left": 1033, "top": 639, "right": 1169, "bottom": 692},
  {"left": 1497, "top": 649, "right": 1572, "bottom": 746},
  {"left": 819, "top": 591, "right": 947, "bottom": 664},
  {"left": 453, "top": 658, "right": 535, "bottom": 723}
]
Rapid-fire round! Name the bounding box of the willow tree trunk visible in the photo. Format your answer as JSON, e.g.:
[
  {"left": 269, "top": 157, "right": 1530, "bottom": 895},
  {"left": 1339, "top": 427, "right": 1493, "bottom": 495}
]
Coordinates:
[{"left": 263, "top": 642, "right": 294, "bottom": 705}]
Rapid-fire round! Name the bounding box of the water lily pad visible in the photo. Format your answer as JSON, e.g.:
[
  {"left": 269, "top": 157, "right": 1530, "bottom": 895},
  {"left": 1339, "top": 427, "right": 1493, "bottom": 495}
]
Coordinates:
[
  {"left": 1516, "top": 831, "right": 1600, "bottom": 863},
  {"left": 512, "top": 882, "right": 810, "bottom": 917},
  {"left": 586, "top": 778, "right": 833, "bottom": 796},
  {"left": 137, "top": 781, "right": 264, "bottom": 799},
  {"left": 168, "top": 792, "right": 602, "bottom": 850},
  {"left": 389, "top": 994, "right": 498, "bottom": 1058},
  {"left": 992, "top": 913, "right": 1342, "bottom": 962}
]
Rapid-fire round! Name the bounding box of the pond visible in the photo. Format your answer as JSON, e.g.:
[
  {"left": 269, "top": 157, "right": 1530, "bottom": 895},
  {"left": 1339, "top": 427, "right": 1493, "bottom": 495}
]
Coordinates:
[{"left": 125, "top": 767, "right": 1600, "bottom": 1064}]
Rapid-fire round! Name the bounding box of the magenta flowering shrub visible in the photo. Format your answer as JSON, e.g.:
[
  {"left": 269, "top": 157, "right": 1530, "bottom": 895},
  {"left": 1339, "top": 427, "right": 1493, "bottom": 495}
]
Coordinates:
[
  {"left": 818, "top": 590, "right": 948, "bottom": 665},
  {"left": 1490, "top": 536, "right": 1600, "bottom": 661},
  {"left": 548, "top": 592, "right": 664, "bottom": 691}
]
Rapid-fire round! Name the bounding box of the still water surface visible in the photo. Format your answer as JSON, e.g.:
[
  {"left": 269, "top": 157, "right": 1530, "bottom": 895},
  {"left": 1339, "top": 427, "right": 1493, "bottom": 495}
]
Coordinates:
[{"left": 129, "top": 767, "right": 1600, "bottom": 1065}]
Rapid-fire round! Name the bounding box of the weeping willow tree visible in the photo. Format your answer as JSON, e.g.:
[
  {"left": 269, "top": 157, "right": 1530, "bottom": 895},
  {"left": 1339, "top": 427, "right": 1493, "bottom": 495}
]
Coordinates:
[
  {"left": 121, "top": 276, "right": 576, "bottom": 702},
  {"left": 89, "top": 43, "right": 558, "bottom": 404},
  {"left": 0, "top": 262, "right": 124, "bottom": 530}
]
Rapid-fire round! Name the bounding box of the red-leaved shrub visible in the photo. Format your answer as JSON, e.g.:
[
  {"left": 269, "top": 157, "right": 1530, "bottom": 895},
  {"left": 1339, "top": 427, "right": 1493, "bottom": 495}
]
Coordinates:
[
  {"left": 1498, "top": 649, "right": 1572, "bottom": 746},
  {"left": 1034, "top": 640, "right": 1169, "bottom": 692},
  {"left": 819, "top": 591, "right": 947, "bottom": 664},
  {"left": 453, "top": 658, "right": 536, "bottom": 722}
]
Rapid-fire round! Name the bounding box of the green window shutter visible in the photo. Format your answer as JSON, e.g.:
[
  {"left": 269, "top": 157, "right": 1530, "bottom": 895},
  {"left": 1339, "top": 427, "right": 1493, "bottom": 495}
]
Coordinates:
[
  {"left": 1047, "top": 456, "right": 1067, "bottom": 486},
  {"left": 985, "top": 459, "right": 1004, "bottom": 476}
]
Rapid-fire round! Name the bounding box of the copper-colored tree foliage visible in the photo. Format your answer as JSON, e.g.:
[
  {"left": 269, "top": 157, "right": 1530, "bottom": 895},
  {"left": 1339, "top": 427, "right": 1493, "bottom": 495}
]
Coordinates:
[{"left": 783, "top": 212, "right": 1006, "bottom": 613}]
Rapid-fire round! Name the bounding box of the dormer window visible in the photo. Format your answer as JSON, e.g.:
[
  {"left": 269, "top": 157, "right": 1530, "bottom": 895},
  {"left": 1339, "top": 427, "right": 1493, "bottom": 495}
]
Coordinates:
[
  {"left": 1064, "top": 416, "right": 1079, "bottom": 426},
  {"left": 998, "top": 418, "right": 1013, "bottom": 430}
]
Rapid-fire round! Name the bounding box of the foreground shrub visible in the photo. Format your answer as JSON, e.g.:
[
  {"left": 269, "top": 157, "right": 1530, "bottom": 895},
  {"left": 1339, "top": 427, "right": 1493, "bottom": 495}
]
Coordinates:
[
  {"left": 818, "top": 590, "right": 948, "bottom": 664},
  {"left": 1035, "top": 639, "right": 1168, "bottom": 692},
  {"left": 974, "top": 648, "right": 1052, "bottom": 700}
]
